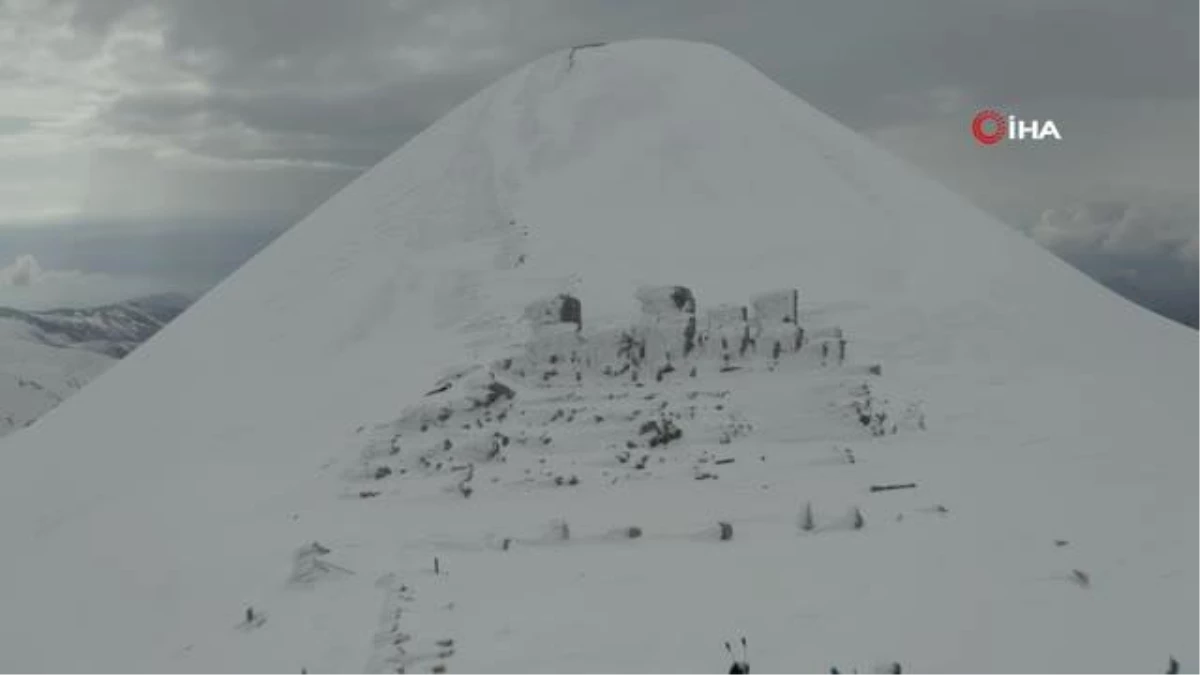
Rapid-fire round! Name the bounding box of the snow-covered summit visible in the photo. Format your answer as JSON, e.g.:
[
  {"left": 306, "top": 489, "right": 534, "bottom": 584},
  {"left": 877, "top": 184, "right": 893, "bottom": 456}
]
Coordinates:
[{"left": 0, "top": 39, "right": 1194, "bottom": 673}]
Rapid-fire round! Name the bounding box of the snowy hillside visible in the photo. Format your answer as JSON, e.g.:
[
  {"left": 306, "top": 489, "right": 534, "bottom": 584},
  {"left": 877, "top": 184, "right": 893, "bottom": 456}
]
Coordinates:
[
  {"left": 0, "top": 40, "right": 1194, "bottom": 673},
  {"left": 0, "top": 293, "right": 191, "bottom": 436}
]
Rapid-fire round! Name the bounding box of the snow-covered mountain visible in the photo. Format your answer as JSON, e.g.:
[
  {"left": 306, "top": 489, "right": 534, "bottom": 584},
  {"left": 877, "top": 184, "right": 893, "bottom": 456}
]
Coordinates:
[
  {"left": 0, "top": 40, "right": 1194, "bottom": 673},
  {"left": 0, "top": 292, "right": 192, "bottom": 358},
  {"left": 0, "top": 293, "right": 191, "bottom": 436}
]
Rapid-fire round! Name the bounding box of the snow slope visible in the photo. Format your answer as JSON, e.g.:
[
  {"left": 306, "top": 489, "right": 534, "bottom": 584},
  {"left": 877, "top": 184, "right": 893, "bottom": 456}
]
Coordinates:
[
  {"left": 0, "top": 40, "right": 1194, "bottom": 673},
  {"left": 0, "top": 318, "right": 109, "bottom": 435}
]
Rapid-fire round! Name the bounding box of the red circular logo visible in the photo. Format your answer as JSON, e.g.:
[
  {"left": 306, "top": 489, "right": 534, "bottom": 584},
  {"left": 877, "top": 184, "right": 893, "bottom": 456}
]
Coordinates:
[{"left": 971, "top": 109, "right": 1006, "bottom": 145}]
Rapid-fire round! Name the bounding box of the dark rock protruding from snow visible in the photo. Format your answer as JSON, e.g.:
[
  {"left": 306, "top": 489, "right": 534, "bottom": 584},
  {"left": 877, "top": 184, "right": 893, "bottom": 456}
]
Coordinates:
[
  {"left": 560, "top": 296, "right": 582, "bottom": 328},
  {"left": 471, "top": 381, "right": 515, "bottom": 409},
  {"left": 566, "top": 42, "right": 607, "bottom": 70},
  {"left": 288, "top": 541, "right": 351, "bottom": 586}
]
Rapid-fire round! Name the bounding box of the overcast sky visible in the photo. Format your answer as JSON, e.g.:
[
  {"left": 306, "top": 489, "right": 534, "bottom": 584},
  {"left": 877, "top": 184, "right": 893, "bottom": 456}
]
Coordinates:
[{"left": 1, "top": 0, "right": 1196, "bottom": 324}]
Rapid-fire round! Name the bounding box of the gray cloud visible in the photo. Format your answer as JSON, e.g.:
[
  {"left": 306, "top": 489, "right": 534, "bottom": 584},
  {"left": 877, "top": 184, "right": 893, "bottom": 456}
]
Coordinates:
[
  {"left": 0, "top": 254, "right": 70, "bottom": 287},
  {"left": 0, "top": 251, "right": 170, "bottom": 310},
  {"left": 881, "top": 2, "right": 1196, "bottom": 101},
  {"left": 1031, "top": 199, "right": 1198, "bottom": 326},
  {"left": 99, "top": 69, "right": 483, "bottom": 168},
  {"left": 1178, "top": 246, "right": 1197, "bottom": 265},
  {"left": 867, "top": 94, "right": 1197, "bottom": 328},
  {"left": 1034, "top": 201, "right": 1197, "bottom": 263},
  {"left": 0, "top": 217, "right": 289, "bottom": 308},
  {"left": 0, "top": 116, "right": 34, "bottom": 135},
  {"left": 47, "top": 0, "right": 1195, "bottom": 167}
]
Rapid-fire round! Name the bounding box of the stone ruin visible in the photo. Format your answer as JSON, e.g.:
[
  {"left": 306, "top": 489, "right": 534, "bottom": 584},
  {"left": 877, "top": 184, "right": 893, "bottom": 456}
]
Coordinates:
[
  {"left": 633, "top": 285, "right": 699, "bottom": 367},
  {"left": 505, "top": 285, "right": 808, "bottom": 384},
  {"left": 752, "top": 288, "right": 798, "bottom": 324},
  {"left": 750, "top": 288, "right": 805, "bottom": 357},
  {"left": 352, "top": 283, "right": 873, "bottom": 492}
]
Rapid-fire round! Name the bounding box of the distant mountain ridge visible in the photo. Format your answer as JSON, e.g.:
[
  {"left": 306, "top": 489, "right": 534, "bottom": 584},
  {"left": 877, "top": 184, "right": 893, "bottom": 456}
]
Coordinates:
[
  {"left": 0, "top": 292, "right": 192, "bottom": 358},
  {"left": 0, "top": 292, "right": 192, "bottom": 436}
]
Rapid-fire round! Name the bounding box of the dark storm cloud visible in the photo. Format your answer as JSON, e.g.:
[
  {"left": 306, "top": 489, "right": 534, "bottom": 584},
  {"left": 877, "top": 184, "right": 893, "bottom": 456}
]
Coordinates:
[
  {"left": 107, "top": 81, "right": 459, "bottom": 139},
  {"left": 151, "top": 0, "right": 476, "bottom": 93},
  {"left": 708, "top": 1, "right": 1196, "bottom": 127},
  {"left": 100, "top": 67, "right": 488, "bottom": 167},
  {"left": 835, "top": 1, "right": 1197, "bottom": 105}
]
